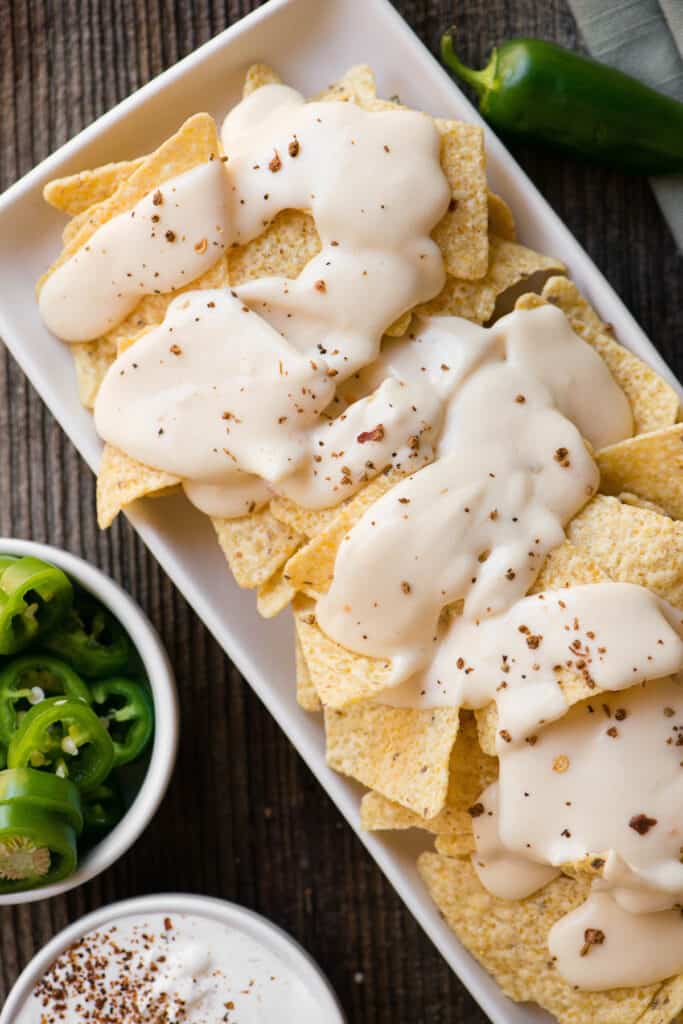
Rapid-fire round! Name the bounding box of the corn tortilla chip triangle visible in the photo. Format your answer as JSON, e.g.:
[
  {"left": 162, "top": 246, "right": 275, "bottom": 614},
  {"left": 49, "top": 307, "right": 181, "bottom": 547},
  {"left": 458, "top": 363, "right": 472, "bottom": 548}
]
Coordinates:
[
  {"left": 475, "top": 540, "right": 608, "bottom": 756},
  {"left": 96, "top": 445, "right": 181, "bottom": 529},
  {"left": 257, "top": 564, "right": 296, "bottom": 619},
  {"left": 568, "top": 495, "right": 683, "bottom": 609},
  {"left": 419, "top": 236, "right": 564, "bottom": 325},
  {"left": 360, "top": 712, "right": 496, "bottom": 841},
  {"left": 417, "top": 853, "right": 661, "bottom": 1023},
  {"left": 212, "top": 506, "right": 302, "bottom": 590},
  {"left": 43, "top": 157, "right": 146, "bottom": 216},
  {"left": 325, "top": 703, "right": 460, "bottom": 818},
  {"left": 597, "top": 425, "right": 683, "bottom": 520},
  {"left": 284, "top": 471, "right": 402, "bottom": 597},
  {"left": 541, "top": 277, "right": 679, "bottom": 434},
  {"left": 38, "top": 112, "right": 222, "bottom": 291}
]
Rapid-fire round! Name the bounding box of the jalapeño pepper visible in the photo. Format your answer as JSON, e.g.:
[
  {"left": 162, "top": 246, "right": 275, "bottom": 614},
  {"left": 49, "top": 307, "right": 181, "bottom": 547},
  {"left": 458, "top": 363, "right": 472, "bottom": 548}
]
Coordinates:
[
  {"left": 8, "top": 696, "right": 115, "bottom": 793},
  {"left": 0, "top": 803, "right": 77, "bottom": 892},
  {"left": 0, "top": 557, "right": 73, "bottom": 655},
  {"left": 441, "top": 33, "right": 683, "bottom": 174},
  {"left": 91, "top": 678, "right": 154, "bottom": 767},
  {"left": 0, "top": 654, "right": 91, "bottom": 746},
  {"left": 43, "top": 590, "right": 132, "bottom": 679},
  {"left": 82, "top": 782, "right": 123, "bottom": 833},
  {"left": 0, "top": 767, "right": 83, "bottom": 833}
]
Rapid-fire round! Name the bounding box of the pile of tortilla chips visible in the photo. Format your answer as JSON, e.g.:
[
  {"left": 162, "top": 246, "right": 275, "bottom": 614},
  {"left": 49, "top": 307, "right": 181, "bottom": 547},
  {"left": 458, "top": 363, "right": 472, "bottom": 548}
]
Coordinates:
[{"left": 40, "top": 65, "right": 683, "bottom": 1024}]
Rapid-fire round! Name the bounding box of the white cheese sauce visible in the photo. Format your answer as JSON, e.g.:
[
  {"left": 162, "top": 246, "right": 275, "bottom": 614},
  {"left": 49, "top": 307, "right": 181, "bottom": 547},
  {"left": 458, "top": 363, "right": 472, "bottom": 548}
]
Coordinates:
[
  {"left": 16, "top": 912, "right": 333, "bottom": 1023},
  {"left": 38, "top": 80, "right": 683, "bottom": 993}
]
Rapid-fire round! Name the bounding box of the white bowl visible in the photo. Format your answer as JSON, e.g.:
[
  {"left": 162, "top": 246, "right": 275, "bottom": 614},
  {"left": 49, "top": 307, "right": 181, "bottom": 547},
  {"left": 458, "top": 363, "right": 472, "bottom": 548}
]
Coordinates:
[
  {"left": 0, "top": 538, "right": 178, "bottom": 905},
  {"left": 0, "top": 892, "right": 345, "bottom": 1023}
]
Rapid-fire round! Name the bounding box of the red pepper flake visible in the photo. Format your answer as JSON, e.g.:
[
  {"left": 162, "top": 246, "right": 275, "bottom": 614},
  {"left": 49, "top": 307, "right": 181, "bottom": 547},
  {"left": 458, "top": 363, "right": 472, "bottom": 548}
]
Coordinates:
[
  {"left": 554, "top": 447, "right": 570, "bottom": 467},
  {"left": 606, "top": 726, "right": 619, "bottom": 738},
  {"left": 383, "top": 144, "right": 391, "bottom": 153},
  {"left": 164, "top": 917, "right": 173, "bottom": 930},
  {"left": 165, "top": 229, "right": 176, "bottom": 243},
  {"left": 505, "top": 569, "right": 516, "bottom": 580},
  {"left": 169, "top": 344, "right": 182, "bottom": 356},
  {"left": 326, "top": 367, "right": 339, "bottom": 377},
  {"left": 468, "top": 802, "right": 485, "bottom": 818},
  {"left": 357, "top": 424, "right": 385, "bottom": 444},
  {"left": 152, "top": 190, "right": 163, "bottom": 206},
  {"left": 194, "top": 237, "right": 208, "bottom": 253},
  {"left": 401, "top": 581, "right": 412, "bottom": 594},
  {"left": 614, "top": 708, "right": 627, "bottom": 721},
  {"left": 629, "top": 813, "right": 657, "bottom": 835},
  {"left": 526, "top": 634, "right": 542, "bottom": 650},
  {"left": 288, "top": 138, "right": 300, "bottom": 157},
  {"left": 269, "top": 149, "right": 282, "bottom": 172},
  {"left": 499, "top": 729, "right": 512, "bottom": 743},
  {"left": 515, "top": 394, "right": 526, "bottom": 404},
  {"left": 314, "top": 279, "right": 327, "bottom": 293},
  {"left": 580, "top": 928, "right": 605, "bottom": 957},
  {"left": 664, "top": 707, "right": 676, "bottom": 717},
  {"left": 456, "top": 657, "right": 465, "bottom": 670},
  {"left": 489, "top": 509, "right": 499, "bottom": 521}
]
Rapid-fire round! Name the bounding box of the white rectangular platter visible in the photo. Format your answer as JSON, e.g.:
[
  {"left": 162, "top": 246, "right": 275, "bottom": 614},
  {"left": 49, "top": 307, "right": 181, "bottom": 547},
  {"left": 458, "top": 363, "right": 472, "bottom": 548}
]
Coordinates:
[{"left": 0, "top": 1, "right": 680, "bottom": 1020}]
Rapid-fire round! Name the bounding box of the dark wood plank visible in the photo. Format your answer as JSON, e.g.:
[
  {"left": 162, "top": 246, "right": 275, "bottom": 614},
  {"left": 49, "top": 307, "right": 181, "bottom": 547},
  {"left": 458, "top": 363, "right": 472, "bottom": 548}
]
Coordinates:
[{"left": 0, "top": 1, "right": 680, "bottom": 1021}]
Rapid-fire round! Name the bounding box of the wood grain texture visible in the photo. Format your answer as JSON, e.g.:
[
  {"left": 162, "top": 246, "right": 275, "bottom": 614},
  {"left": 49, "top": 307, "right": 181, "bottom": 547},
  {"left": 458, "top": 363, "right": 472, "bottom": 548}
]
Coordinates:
[{"left": 0, "top": 1, "right": 681, "bottom": 1020}]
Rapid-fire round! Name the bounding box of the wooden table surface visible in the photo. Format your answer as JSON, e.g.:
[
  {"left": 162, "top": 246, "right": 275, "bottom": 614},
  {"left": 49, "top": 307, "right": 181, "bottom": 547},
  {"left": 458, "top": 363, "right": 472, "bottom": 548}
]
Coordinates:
[{"left": 0, "top": 1, "right": 681, "bottom": 1020}]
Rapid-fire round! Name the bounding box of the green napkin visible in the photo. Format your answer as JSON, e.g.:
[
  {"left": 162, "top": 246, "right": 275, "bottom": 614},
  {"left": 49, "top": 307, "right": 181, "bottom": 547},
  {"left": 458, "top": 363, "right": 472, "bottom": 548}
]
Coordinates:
[{"left": 567, "top": 0, "right": 683, "bottom": 248}]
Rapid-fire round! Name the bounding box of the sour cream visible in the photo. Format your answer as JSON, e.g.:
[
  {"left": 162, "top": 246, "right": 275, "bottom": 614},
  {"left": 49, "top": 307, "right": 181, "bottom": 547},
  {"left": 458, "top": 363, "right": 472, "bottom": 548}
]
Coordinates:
[{"left": 15, "top": 910, "right": 340, "bottom": 1024}]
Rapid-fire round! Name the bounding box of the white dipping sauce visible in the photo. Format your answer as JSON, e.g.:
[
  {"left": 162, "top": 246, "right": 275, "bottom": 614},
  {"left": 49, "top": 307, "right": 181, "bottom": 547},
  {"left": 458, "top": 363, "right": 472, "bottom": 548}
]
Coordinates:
[{"left": 17, "top": 911, "right": 332, "bottom": 1023}]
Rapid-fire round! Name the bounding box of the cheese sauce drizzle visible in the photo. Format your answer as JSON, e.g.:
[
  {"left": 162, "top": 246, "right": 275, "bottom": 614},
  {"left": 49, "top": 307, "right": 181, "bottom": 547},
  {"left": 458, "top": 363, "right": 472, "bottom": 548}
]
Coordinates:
[{"left": 39, "top": 83, "right": 683, "bottom": 993}]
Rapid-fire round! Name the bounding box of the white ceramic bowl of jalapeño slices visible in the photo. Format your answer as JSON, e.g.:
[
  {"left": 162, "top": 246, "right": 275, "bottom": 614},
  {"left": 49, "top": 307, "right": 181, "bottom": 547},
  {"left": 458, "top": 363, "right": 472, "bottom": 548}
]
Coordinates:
[{"left": 0, "top": 538, "right": 178, "bottom": 905}]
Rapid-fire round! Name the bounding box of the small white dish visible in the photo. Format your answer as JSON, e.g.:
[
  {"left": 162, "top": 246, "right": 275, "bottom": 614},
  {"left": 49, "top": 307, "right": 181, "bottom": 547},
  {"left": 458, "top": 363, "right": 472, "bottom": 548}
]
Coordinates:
[
  {"left": 0, "top": 538, "right": 178, "bottom": 905},
  {"left": 0, "top": 892, "right": 345, "bottom": 1023},
  {"left": 0, "top": 0, "right": 680, "bottom": 1018}
]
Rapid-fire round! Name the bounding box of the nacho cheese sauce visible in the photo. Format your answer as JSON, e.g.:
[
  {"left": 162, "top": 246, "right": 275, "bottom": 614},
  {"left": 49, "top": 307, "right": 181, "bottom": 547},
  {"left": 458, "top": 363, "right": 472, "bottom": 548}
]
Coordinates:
[
  {"left": 39, "top": 82, "right": 683, "bottom": 994},
  {"left": 17, "top": 912, "right": 331, "bottom": 1023}
]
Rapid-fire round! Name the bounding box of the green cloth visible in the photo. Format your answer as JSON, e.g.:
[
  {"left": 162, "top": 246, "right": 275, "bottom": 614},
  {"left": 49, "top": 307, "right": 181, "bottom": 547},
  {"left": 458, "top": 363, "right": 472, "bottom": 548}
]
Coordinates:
[{"left": 567, "top": 0, "right": 683, "bottom": 248}]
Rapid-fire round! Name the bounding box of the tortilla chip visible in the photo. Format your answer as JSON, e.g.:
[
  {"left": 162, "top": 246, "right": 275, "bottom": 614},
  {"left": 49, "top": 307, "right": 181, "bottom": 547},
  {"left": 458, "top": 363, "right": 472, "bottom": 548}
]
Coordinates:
[
  {"left": 417, "top": 854, "right": 660, "bottom": 1023},
  {"left": 639, "top": 978, "right": 683, "bottom": 1024},
  {"left": 475, "top": 541, "right": 607, "bottom": 755},
  {"left": 294, "top": 608, "right": 392, "bottom": 707},
  {"left": 568, "top": 495, "right": 683, "bottom": 608},
  {"left": 269, "top": 495, "right": 342, "bottom": 540},
  {"left": 419, "top": 236, "right": 564, "bottom": 325},
  {"left": 293, "top": 606, "right": 321, "bottom": 712},
  {"left": 325, "top": 703, "right": 460, "bottom": 818},
  {"left": 385, "top": 310, "right": 412, "bottom": 337},
  {"left": 39, "top": 113, "right": 222, "bottom": 291},
  {"left": 283, "top": 472, "right": 402, "bottom": 597},
  {"left": 541, "top": 277, "right": 679, "bottom": 434},
  {"left": 44, "top": 158, "right": 146, "bottom": 219},
  {"left": 434, "top": 832, "right": 477, "bottom": 856},
  {"left": 487, "top": 191, "right": 516, "bottom": 242},
  {"left": 597, "top": 425, "right": 683, "bottom": 520},
  {"left": 257, "top": 564, "right": 296, "bottom": 619},
  {"left": 431, "top": 120, "right": 488, "bottom": 281},
  {"left": 361, "top": 712, "right": 496, "bottom": 843},
  {"left": 316, "top": 64, "right": 377, "bottom": 105},
  {"left": 228, "top": 209, "right": 321, "bottom": 285},
  {"left": 73, "top": 256, "right": 229, "bottom": 408},
  {"left": 619, "top": 491, "right": 670, "bottom": 517},
  {"left": 96, "top": 444, "right": 180, "bottom": 529},
  {"left": 212, "top": 506, "right": 302, "bottom": 589},
  {"left": 242, "top": 63, "right": 282, "bottom": 97}
]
